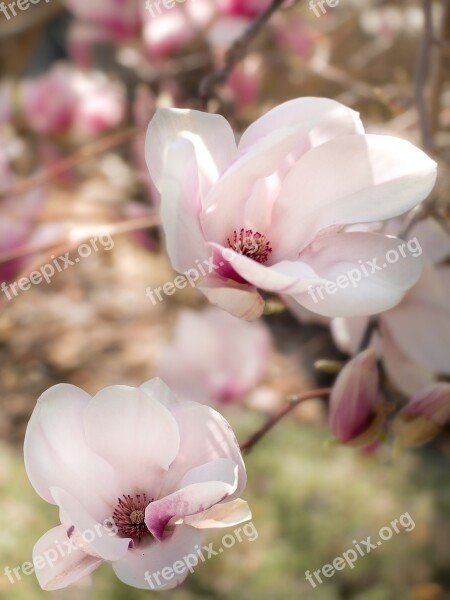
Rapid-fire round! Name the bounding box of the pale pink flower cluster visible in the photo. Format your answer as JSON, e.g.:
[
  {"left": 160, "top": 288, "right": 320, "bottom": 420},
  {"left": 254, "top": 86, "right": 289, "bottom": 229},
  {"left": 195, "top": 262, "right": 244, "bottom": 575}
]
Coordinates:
[{"left": 1, "top": 63, "right": 126, "bottom": 140}]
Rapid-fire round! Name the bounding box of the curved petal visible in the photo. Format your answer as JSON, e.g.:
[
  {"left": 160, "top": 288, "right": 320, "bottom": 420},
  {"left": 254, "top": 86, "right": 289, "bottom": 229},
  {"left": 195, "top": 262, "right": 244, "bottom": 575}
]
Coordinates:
[
  {"left": 209, "top": 243, "right": 325, "bottom": 295},
  {"left": 382, "top": 301, "right": 450, "bottom": 376},
  {"left": 159, "top": 401, "right": 247, "bottom": 499},
  {"left": 184, "top": 498, "right": 252, "bottom": 529},
  {"left": 50, "top": 487, "right": 130, "bottom": 561},
  {"left": 380, "top": 322, "right": 435, "bottom": 396},
  {"left": 112, "top": 525, "right": 201, "bottom": 590},
  {"left": 271, "top": 134, "right": 437, "bottom": 261},
  {"left": 83, "top": 385, "right": 180, "bottom": 498},
  {"left": 160, "top": 138, "right": 210, "bottom": 272},
  {"left": 145, "top": 459, "right": 239, "bottom": 540},
  {"left": 201, "top": 104, "right": 364, "bottom": 244},
  {"left": 33, "top": 525, "right": 103, "bottom": 591},
  {"left": 198, "top": 275, "right": 264, "bottom": 320},
  {"left": 24, "top": 384, "right": 120, "bottom": 520},
  {"left": 293, "top": 232, "right": 423, "bottom": 317},
  {"left": 331, "top": 316, "right": 372, "bottom": 355},
  {"left": 239, "top": 97, "right": 364, "bottom": 151},
  {"left": 145, "top": 108, "right": 237, "bottom": 197}
]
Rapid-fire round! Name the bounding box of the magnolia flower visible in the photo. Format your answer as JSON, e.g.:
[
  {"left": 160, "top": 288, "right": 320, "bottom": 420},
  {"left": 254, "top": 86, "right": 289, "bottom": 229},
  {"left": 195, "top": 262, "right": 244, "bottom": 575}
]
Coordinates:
[
  {"left": 157, "top": 308, "right": 271, "bottom": 405},
  {"left": 329, "top": 349, "right": 392, "bottom": 447},
  {"left": 24, "top": 378, "right": 250, "bottom": 591},
  {"left": 393, "top": 383, "right": 450, "bottom": 448},
  {"left": 332, "top": 219, "right": 450, "bottom": 396},
  {"left": 145, "top": 98, "right": 437, "bottom": 320}
]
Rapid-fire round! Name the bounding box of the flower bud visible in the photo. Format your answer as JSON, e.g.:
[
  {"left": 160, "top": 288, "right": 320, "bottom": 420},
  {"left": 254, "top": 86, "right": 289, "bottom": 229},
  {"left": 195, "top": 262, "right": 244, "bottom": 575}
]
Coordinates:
[
  {"left": 393, "top": 383, "right": 450, "bottom": 447},
  {"left": 329, "top": 349, "right": 392, "bottom": 447}
]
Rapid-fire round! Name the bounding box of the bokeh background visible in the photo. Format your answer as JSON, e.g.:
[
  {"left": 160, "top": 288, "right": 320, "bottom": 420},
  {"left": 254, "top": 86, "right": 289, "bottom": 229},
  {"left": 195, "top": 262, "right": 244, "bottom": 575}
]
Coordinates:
[{"left": 0, "top": 1, "right": 449, "bottom": 599}]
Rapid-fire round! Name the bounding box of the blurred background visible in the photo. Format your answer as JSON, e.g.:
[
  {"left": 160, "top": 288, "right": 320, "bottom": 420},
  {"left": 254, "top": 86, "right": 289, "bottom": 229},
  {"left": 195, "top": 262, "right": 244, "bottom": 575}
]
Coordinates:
[{"left": 0, "top": 0, "right": 450, "bottom": 599}]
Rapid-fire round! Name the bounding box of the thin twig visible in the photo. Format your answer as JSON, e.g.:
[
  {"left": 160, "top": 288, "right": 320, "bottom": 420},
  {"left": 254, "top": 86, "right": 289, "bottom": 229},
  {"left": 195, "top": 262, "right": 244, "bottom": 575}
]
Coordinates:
[
  {"left": 0, "top": 126, "right": 144, "bottom": 200},
  {"left": 413, "top": 0, "right": 434, "bottom": 149},
  {"left": 199, "top": 0, "right": 289, "bottom": 109},
  {"left": 239, "top": 387, "right": 331, "bottom": 453}
]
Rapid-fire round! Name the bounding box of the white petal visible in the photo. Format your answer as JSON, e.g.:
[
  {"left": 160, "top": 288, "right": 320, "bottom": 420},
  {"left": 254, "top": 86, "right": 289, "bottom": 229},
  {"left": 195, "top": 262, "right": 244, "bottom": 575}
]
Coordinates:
[
  {"left": 293, "top": 232, "right": 423, "bottom": 317},
  {"left": 271, "top": 134, "right": 437, "bottom": 261},
  {"left": 239, "top": 97, "right": 364, "bottom": 151},
  {"left": 160, "top": 138, "right": 210, "bottom": 272},
  {"left": 83, "top": 385, "right": 180, "bottom": 497},
  {"left": 145, "top": 459, "right": 238, "bottom": 540},
  {"left": 24, "top": 384, "right": 120, "bottom": 521},
  {"left": 184, "top": 498, "right": 252, "bottom": 529},
  {"left": 198, "top": 275, "right": 264, "bottom": 320},
  {"left": 146, "top": 108, "right": 237, "bottom": 197},
  {"left": 33, "top": 525, "right": 102, "bottom": 591},
  {"left": 112, "top": 525, "right": 201, "bottom": 590},
  {"left": 50, "top": 487, "right": 130, "bottom": 561}
]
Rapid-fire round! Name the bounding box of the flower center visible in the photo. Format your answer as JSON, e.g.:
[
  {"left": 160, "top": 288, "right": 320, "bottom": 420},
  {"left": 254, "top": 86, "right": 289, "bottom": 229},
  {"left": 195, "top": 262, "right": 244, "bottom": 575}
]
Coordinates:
[
  {"left": 112, "top": 494, "right": 152, "bottom": 540},
  {"left": 226, "top": 229, "right": 272, "bottom": 264}
]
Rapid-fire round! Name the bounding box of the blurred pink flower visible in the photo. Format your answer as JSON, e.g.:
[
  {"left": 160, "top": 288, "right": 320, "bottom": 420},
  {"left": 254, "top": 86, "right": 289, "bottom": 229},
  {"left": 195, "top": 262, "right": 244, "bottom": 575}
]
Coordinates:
[
  {"left": 24, "top": 378, "right": 250, "bottom": 590},
  {"left": 21, "top": 64, "right": 78, "bottom": 135},
  {"left": 145, "top": 98, "right": 436, "bottom": 320},
  {"left": 332, "top": 219, "right": 450, "bottom": 396},
  {"left": 393, "top": 383, "right": 450, "bottom": 448},
  {"left": 218, "top": 0, "right": 293, "bottom": 18},
  {"left": 62, "top": 0, "right": 141, "bottom": 39},
  {"left": 329, "top": 349, "right": 391, "bottom": 447},
  {"left": 15, "top": 64, "right": 126, "bottom": 139},
  {"left": 157, "top": 308, "right": 271, "bottom": 405}
]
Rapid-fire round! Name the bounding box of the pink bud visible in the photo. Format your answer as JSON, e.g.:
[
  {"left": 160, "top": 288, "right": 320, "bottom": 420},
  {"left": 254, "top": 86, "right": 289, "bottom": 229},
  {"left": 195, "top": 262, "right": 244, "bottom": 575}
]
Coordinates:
[
  {"left": 393, "top": 383, "right": 450, "bottom": 447},
  {"left": 329, "top": 349, "right": 391, "bottom": 446}
]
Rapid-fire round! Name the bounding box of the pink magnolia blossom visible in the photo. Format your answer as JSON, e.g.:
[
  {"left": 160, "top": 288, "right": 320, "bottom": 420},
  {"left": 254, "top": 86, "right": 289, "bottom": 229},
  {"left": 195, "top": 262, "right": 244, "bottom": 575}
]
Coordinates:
[
  {"left": 16, "top": 64, "right": 126, "bottom": 139},
  {"left": 332, "top": 219, "right": 450, "bottom": 396},
  {"left": 145, "top": 98, "right": 437, "bottom": 320},
  {"left": 329, "top": 349, "right": 391, "bottom": 447},
  {"left": 157, "top": 308, "right": 271, "bottom": 405},
  {"left": 393, "top": 383, "right": 450, "bottom": 448},
  {"left": 61, "top": 0, "right": 141, "bottom": 40},
  {"left": 24, "top": 378, "right": 250, "bottom": 590},
  {"left": 218, "top": 0, "right": 293, "bottom": 18}
]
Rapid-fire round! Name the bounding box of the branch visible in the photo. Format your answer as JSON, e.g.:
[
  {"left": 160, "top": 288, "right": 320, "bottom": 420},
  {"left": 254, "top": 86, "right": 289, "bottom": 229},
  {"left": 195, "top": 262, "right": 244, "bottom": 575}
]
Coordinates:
[
  {"left": 413, "top": 0, "right": 434, "bottom": 149},
  {"left": 199, "top": 0, "right": 289, "bottom": 109},
  {"left": 239, "top": 387, "right": 331, "bottom": 453},
  {"left": 0, "top": 126, "right": 144, "bottom": 200}
]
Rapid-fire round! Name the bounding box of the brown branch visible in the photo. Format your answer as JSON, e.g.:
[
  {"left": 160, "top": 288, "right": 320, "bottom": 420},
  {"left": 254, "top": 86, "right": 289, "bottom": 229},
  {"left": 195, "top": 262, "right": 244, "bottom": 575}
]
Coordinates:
[
  {"left": 199, "top": 0, "right": 289, "bottom": 109},
  {"left": 239, "top": 387, "right": 331, "bottom": 453},
  {"left": 0, "top": 126, "right": 144, "bottom": 200},
  {"left": 413, "top": 0, "right": 434, "bottom": 149}
]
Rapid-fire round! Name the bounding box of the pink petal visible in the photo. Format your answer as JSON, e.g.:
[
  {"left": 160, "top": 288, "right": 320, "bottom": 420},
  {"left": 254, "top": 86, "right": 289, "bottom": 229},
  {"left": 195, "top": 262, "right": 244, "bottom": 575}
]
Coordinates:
[
  {"left": 380, "top": 322, "right": 435, "bottom": 396},
  {"left": 33, "top": 525, "right": 102, "bottom": 591},
  {"left": 208, "top": 243, "right": 324, "bottom": 294},
  {"left": 159, "top": 401, "right": 247, "bottom": 499},
  {"left": 146, "top": 108, "right": 237, "bottom": 198},
  {"left": 50, "top": 487, "right": 130, "bottom": 561},
  {"left": 198, "top": 275, "right": 264, "bottom": 320},
  {"left": 112, "top": 525, "right": 201, "bottom": 590},
  {"left": 83, "top": 384, "right": 180, "bottom": 498},
  {"left": 293, "top": 232, "right": 423, "bottom": 317},
  {"left": 24, "top": 384, "right": 120, "bottom": 521},
  {"left": 184, "top": 498, "right": 252, "bottom": 529},
  {"left": 160, "top": 138, "right": 210, "bottom": 272},
  {"left": 239, "top": 97, "right": 364, "bottom": 151},
  {"left": 271, "top": 134, "right": 437, "bottom": 261},
  {"left": 145, "top": 459, "right": 239, "bottom": 540}
]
